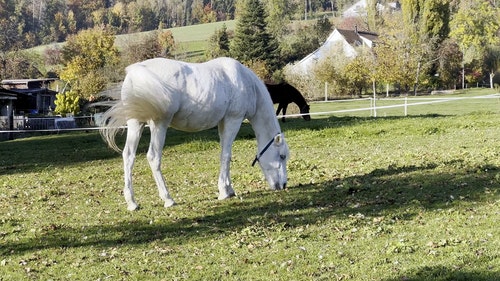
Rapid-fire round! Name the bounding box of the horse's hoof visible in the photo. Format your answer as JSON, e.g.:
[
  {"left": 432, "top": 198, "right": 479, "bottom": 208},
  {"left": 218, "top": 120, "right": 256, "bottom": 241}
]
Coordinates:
[
  {"left": 218, "top": 192, "right": 236, "bottom": 200},
  {"left": 164, "top": 199, "right": 176, "bottom": 208},
  {"left": 127, "top": 202, "right": 139, "bottom": 211}
]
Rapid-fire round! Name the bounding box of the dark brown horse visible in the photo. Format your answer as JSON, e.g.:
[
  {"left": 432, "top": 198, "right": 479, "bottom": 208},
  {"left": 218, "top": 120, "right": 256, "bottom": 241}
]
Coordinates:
[{"left": 265, "top": 82, "right": 311, "bottom": 122}]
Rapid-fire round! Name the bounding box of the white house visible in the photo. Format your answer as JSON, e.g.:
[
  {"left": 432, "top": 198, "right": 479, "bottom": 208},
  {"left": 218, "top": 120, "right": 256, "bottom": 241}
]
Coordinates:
[{"left": 290, "top": 27, "right": 378, "bottom": 75}]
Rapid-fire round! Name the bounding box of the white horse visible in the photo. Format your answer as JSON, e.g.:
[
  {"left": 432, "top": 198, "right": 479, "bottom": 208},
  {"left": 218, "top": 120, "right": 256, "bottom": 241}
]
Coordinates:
[{"left": 101, "top": 57, "right": 289, "bottom": 211}]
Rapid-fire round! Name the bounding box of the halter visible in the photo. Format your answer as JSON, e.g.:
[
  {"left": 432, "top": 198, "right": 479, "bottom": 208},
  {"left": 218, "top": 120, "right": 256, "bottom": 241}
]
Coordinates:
[{"left": 252, "top": 133, "right": 281, "bottom": 167}]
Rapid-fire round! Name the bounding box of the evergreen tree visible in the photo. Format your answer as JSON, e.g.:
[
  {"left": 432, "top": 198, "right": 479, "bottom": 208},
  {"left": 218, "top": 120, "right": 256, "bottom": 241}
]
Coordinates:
[
  {"left": 206, "top": 24, "right": 230, "bottom": 59},
  {"left": 266, "top": 0, "right": 291, "bottom": 39},
  {"left": 230, "top": 0, "right": 279, "bottom": 69}
]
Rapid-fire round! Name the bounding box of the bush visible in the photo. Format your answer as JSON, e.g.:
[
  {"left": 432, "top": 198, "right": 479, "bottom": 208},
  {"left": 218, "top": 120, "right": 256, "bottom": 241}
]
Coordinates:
[{"left": 54, "top": 90, "right": 80, "bottom": 116}]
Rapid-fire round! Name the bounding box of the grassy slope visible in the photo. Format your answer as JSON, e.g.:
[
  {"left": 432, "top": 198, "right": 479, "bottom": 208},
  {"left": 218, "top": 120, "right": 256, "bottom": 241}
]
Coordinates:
[
  {"left": 0, "top": 89, "right": 499, "bottom": 280},
  {"left": 115, "top": 20, "right": 236, "bottom": 61},
  {"left": 29, "top": 20, "right": 236, "bottom": 62}
]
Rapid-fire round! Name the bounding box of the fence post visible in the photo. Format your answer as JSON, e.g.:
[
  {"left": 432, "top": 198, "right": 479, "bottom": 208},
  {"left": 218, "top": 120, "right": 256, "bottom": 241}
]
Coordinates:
[
  {"left": 404, "top": 96, "right": 408, "bottom": 116},
  {"left": 324, "top": 82, "right": 328, "bottom": 101},
  {"left": 8, "top": 103, "right": 14, "bottom": 140}
]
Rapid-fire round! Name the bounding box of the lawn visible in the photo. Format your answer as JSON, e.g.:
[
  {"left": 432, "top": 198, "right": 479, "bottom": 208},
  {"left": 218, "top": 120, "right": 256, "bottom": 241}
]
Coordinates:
[{"left": 0, "top": 89, "right": 499, "bottom": 280}]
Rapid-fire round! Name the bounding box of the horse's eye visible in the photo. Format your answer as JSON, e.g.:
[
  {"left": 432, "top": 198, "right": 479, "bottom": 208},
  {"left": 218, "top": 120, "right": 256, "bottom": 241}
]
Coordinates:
[{"left": 280, "top": 154, "right": 286, "bottom": 160}]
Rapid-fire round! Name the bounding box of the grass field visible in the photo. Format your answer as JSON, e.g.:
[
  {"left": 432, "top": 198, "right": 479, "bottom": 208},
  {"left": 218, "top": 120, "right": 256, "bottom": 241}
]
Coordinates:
[
  {"left": 1, "top": 89, "right": 499, "bottom": 280},
  {"left": 29, "top": 20, "right": 237, "bottom": 62},
  {"left": 114, "top": 20, "right": 236, "bottom": 61}
]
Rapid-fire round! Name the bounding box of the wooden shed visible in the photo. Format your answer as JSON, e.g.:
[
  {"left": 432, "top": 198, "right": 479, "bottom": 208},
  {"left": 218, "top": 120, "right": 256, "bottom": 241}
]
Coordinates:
[{"left": 1, "top": 78, "right": 58, "bottom": 115}]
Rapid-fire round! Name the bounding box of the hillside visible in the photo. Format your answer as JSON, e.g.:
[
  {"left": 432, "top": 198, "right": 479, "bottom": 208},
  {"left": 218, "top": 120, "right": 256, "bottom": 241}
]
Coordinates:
[
  {"left": 27, "top": 20, "right": 237, "bottom": 63},
  {"left": 116, "top": 20, "right": 236, "bottom": 61}
]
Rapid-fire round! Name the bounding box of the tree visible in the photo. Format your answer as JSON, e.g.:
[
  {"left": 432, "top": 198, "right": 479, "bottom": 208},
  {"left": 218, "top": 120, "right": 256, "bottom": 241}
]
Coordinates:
[
  {"left": 436, "top": 39, "right": 462, "bottom": 89},
  {"left": 366, "top": 0, "right": 380, "bottom": 30},
  {"left": 54, "top": 90, "right": 80, "bottom": 116},
  {"left": 230, "top": 0, "right": 279, "bottom": 73},
  {"left": 212, "top": 0, "right": 237, "bottom": 20},
  {"left": 314, "top": 49, "right": 340, "bottom": 86},
  {"left": 315, "top": 45, "right": 374, "bottom": 97},
  {"left": 374, "top": 14, "right": 420, "bottom": 94},
  {"left": 266, "top": 0, "right": 291, "bottom": 39},
  {"left": 315, "top": 17, "right": 333, "bottom": 43},
  {"left": 206, "top": 24, "right": 230, "bottom": 59},
  {"left": 420, "top": 0, "right": 450, "bottom": 43},
  {"left": 191, "top": 0, "right": 204, "bottom": 24},
  {"left": 128, "top": 2, "right": 157, "bottom": 32},
  {"left": 66, "top": 0, "right": 105, "bottom": 31},
  {"left": 342, "top": 50, "right": 375, "bottom": 97},
  {"left": 484, "top": 44, "right": 500, "bottom": 88},
  {"left": 401, "top": 0, "right": 451, "bottom": 92},
  {"left": 157, "top": 30, "right": 176, "bottom": 57},
  {"left": 449, "top": 0, "right": 500, "bottom": 88},
  {"left": 59, "top": 26, "right": 119, "bottom": 100},
  {"left": 201, "top": 3, "right": 217, "bottom": 23},
  {"left": 277, "top": 16, "right": 331, "bottom": 70}
]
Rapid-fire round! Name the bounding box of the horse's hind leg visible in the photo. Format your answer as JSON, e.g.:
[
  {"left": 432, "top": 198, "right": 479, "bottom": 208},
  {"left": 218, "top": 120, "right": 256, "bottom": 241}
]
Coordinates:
[
  {"left": 147, "top": 120, "right": 176, "bottom": 208},
  {"left": 123, "top": 119, "right": 144, "bottom": 211}
]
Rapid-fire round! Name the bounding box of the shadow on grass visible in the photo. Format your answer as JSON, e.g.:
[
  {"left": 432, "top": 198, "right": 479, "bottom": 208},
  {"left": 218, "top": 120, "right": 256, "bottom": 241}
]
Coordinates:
[
  {"left": 0, "top": 114, "right": 447, "bottom": 176},
  {"left": 3, "top": 160, "right": 498, "bottom": 257},
  {"left": 278, "top": 113, "right": 449, "bottom": 132},
  {"left": 383, "top": 265, "right": 499, "bottom": 281}
]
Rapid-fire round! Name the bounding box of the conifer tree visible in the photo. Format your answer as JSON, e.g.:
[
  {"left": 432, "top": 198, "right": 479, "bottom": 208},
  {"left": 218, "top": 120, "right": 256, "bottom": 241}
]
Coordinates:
[
  {"left": 206, "top": 24, "right": 230, "bottom": 59},
  {"left": 230, "top": 0, "right": 278, "bottom": 69}
]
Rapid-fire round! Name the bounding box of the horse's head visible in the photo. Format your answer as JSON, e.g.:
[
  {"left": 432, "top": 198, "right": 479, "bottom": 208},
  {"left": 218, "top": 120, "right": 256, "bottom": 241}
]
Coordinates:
[
  {"left": 301, "top": 104, "right": 311, "bottom": 121},
  {"left": 253, "top": 133, "right": 289, "bottom": 190}
]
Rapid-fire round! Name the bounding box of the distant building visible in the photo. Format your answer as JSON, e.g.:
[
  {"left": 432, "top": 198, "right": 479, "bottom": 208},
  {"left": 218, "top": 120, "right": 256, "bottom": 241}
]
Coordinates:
[
  {"left": 0, "top": 89, "right": 17, "bottom": 130},
  {"left": 343, "top": 0, "right": 401, "bottom": 18},
  {"left": 1, "top": 78, "right": 58, "bottom": 116},
  {"left": 290, "top": 27, "right": 378, "bottom": 75}
]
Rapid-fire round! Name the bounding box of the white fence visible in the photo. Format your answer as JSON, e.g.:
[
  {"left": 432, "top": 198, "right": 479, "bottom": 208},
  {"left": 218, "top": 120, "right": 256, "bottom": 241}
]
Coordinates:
[
  {"left": 1, "top": 94, "right": 499, "bottom": 140},
  {"left": 0, "top": 115, "right": 102, "bottom": 140},
  {"left": 0, "top": 115, "right": 101, "bottom": 131},
  {"left": 278, "top": 93, "right": 500, "bottom": 119}
]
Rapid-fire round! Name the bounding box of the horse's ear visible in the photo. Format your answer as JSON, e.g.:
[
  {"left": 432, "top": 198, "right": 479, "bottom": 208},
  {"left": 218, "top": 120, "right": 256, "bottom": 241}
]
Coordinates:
[{"left": 274, "top": 133, "right": 283, "bottom": 145}]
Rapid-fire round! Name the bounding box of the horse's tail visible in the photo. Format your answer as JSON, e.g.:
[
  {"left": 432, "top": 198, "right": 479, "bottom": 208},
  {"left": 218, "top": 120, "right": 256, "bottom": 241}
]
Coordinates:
[{"left": 100, "top": 63, "right": 172, "bottom": 152}]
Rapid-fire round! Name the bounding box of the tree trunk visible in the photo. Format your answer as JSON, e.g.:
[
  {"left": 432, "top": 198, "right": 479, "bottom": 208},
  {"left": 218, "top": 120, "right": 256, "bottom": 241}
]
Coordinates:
[
  {"left": 413, "top": 61, "right": 421, "bottom": 96},
  {"left": 462, "top": 65, "right": 465, "bottom": 89}
]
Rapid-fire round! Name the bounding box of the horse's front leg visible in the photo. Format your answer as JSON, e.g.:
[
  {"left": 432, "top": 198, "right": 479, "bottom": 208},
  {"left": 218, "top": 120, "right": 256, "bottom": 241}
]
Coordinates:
[
  {"left": 281, "top": 104, "right": 288, "bottom": 122},
  {"left": 123, "top": 119, "right": 144, "bottom": 211},
  {"left": 217, "top": 119, "right": 240, "bottom": 200},
  {"left": 275, "top": 105, "right": 282, "bottom": 117},
  {"left": 147, "top": 120, "right": 176, "bottom": 208}
]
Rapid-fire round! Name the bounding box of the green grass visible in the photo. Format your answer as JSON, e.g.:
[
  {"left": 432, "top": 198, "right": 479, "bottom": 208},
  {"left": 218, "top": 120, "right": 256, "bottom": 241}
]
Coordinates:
[
  {"left": 1, "top": 89, "right": 499, "bottom": 280},
  {"left": 115, "top": 20, "right": 236, "bottom": 61},
  {"left": 313, "top": 89, "right": 500, "bottom": 118},
  {"left": 29, "top": 20, "right": 236, "bottom": 62}
]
